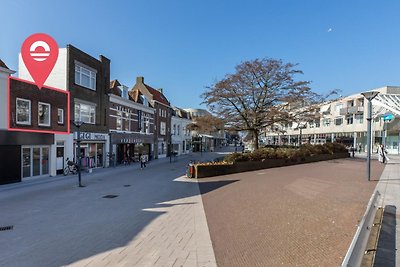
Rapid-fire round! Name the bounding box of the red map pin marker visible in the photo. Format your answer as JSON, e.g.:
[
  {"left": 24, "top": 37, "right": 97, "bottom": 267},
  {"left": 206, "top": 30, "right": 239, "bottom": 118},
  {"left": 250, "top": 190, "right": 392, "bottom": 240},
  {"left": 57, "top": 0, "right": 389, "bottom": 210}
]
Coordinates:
[{"left": 21, "top": 33, "right": 59, "bottom": 89}]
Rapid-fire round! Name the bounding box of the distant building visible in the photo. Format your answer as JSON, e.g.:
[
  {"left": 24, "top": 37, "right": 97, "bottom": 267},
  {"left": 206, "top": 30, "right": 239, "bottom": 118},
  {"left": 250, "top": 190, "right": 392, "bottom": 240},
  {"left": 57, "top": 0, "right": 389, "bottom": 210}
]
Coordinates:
[
  {"left": 109, "top": 79, "right": 155, "bottom": 164},
  {"left": 263, "top": 86, "right": 400, "bottom": 154},
  {"left": 171, "top": 107, "right": 192, "bottom": 156},
  {"left": 130, "top": 77, "right": 172, "bottom": 159},
  {"left": 184, "top": 108, "right": 225, "bottom": 152}
]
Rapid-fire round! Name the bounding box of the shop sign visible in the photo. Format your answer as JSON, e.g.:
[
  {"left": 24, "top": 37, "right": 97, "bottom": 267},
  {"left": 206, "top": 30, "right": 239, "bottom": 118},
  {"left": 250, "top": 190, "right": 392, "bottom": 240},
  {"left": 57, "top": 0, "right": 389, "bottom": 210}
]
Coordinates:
[
  {"left": 120, "top": 138, "right": 144, "bottom": 144},
  {"left": 76, "top": 132, "right": 107, "bottom": 140}
]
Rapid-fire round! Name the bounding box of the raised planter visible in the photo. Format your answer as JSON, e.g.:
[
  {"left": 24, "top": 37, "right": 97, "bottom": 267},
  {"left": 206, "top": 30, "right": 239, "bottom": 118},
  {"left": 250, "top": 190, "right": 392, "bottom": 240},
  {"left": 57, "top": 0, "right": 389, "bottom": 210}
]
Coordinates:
[{"left": 194, "top": 152, "right": 349, "bottom": 178}]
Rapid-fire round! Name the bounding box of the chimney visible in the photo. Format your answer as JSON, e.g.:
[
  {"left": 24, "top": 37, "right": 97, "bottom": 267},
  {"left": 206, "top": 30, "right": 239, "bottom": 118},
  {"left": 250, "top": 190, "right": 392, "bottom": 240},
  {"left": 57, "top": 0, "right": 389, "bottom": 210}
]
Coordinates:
[
  {"left": 158, "top": 88, "right": 163, "bottom": 94},
  {"left": 136, "top": 76, "right": 144, "bottom": 84}
]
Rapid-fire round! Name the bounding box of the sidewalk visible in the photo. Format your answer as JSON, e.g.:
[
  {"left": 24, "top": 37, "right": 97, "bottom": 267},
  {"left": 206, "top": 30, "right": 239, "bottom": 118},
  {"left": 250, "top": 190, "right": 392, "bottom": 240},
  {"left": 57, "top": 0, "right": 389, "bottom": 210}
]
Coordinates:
[
  {"left": 371, "top": 154, "right": 400, "bottom": 266},
  {"left": 0, "top": 147, "right": 234, "bottom": 267},
  {"left": 0, "top": 149, "right": 230, "bottom": 193}
]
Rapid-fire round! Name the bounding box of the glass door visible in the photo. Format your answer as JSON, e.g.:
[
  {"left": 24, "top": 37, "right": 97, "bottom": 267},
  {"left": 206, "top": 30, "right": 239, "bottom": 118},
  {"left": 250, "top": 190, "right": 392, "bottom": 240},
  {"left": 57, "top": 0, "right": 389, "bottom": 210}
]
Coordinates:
[
  {"left": 41, "top": 147, "right": 49, "bottom": 175},
  {"left": 22, "top": 148, "right": 31, "bottom": 178},
  {"left": 32, "top": 148, "right": 41, "bottom": 176}
]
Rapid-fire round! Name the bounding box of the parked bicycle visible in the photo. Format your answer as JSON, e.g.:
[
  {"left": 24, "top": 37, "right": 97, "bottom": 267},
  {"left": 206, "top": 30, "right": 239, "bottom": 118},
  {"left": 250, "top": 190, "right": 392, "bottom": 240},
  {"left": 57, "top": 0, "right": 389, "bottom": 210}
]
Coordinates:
[{"left": 63, "top": 158, "right": 78, "bottom": 175}]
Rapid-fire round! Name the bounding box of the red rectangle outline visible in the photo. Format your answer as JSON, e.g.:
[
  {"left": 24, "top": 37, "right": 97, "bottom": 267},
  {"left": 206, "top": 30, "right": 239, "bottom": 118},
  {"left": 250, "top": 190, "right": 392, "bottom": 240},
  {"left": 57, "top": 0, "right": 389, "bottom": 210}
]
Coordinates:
[{"left": 8, "top": 76, "right": 71, "bottom": 135}]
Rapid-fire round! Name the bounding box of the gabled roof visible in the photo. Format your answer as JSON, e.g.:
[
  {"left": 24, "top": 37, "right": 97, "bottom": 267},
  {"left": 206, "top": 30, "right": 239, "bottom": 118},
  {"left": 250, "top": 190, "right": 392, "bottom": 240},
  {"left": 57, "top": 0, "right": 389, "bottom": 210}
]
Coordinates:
[
  {"left": 109, "top": 79, "right": 121, "bottom": 96},
  {"left": 144, "top": 84, "right": 170, "bottom": 106},
  {"left": 0, "top": 59, "right": 9, "bottom": 69}
]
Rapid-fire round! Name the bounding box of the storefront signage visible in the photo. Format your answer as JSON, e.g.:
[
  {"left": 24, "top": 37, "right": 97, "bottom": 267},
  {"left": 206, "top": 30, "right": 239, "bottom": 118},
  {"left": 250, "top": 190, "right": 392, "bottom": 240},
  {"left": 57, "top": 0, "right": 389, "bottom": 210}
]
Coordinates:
[
  {"left": 76, "top": 132, "right": 107, "bottom": 140},
  {"left": 120, "top": 138, "right": 143, "bottom": 144}
]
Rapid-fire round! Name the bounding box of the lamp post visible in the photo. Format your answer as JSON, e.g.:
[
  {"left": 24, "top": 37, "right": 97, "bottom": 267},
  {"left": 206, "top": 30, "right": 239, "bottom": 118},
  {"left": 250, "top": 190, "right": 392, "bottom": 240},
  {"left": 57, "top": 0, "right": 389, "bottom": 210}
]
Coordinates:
[
  {"left": 72, "top": 120, "right": 85, "bottom": 187},
  {"left": 170, "top": 133, "right": 172, "bottom": 163},
  {"left": 361, "top": 91, "right": 379, "bottom": 181}
]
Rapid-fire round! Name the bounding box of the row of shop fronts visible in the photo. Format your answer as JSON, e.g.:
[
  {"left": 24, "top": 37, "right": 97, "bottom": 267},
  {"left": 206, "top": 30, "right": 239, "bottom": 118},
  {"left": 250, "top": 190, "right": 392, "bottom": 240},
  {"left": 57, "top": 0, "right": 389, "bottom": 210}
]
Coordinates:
[{"left": 0, "top": 130, "right": 158, "bottom": 184}]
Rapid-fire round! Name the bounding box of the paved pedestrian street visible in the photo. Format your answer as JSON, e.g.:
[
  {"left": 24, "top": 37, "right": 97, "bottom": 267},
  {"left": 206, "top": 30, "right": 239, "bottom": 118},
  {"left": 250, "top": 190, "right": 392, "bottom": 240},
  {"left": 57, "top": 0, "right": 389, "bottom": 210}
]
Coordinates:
[
  {"left": 0, "top": 153, "right": 218, "bottom": 267},
  {"left": 0, "top": 151, "right": 389, "bottom": 267}
]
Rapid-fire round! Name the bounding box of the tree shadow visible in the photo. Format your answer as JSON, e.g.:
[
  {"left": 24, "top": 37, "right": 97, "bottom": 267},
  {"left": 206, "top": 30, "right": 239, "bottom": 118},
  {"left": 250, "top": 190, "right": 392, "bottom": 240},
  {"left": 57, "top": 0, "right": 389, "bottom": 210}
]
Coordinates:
[{"left": 0, "top": 158, "right": 239, "bottom": 267}]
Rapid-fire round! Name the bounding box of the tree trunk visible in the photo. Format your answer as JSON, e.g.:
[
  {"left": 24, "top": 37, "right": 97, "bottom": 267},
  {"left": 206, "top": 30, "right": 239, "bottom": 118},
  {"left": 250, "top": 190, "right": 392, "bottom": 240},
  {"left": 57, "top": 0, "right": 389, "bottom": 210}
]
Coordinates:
[{"left": 253, "top": 130, "right": 259, "bottom": 150}]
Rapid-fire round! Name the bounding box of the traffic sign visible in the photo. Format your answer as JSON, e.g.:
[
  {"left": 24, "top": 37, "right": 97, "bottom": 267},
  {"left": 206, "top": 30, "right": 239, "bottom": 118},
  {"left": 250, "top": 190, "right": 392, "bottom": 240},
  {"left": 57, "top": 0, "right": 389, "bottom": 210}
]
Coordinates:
[{"left": 382, "top": 113, "right": 394, "bottom": 123}]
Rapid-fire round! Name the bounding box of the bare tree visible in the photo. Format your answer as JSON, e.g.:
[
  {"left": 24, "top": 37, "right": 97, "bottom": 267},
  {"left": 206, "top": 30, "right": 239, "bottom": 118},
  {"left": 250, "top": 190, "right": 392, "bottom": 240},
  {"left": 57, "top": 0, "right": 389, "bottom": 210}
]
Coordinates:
[
  {"left": 187, "top": 114, "right": 224, "bottom": 135},
  {"left": 202, "top": 58, "right": 330, "bottom": 150}
]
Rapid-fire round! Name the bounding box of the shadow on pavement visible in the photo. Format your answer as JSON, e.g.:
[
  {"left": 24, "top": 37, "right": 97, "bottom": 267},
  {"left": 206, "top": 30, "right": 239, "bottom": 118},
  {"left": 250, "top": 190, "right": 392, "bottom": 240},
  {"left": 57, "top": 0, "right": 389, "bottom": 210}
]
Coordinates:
[
  {"left": 374, "top": 205, "right": 396, "bottom": 267},
  {"left": 198, "top": 180, "right": 239, "bottom": 195},
  {"left": 0, "top": 147, "right": 237, "bottom": 267}
]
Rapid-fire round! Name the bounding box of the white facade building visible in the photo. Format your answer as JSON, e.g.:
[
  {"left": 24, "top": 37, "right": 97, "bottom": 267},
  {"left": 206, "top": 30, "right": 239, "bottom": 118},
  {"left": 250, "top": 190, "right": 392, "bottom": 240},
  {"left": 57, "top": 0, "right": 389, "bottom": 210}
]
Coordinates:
[
  {"left": 171, "top": 107, "right": 192, "bottom": 155},
  {"left": 264, "top": 86, "right": 400, "bottom": 154}
]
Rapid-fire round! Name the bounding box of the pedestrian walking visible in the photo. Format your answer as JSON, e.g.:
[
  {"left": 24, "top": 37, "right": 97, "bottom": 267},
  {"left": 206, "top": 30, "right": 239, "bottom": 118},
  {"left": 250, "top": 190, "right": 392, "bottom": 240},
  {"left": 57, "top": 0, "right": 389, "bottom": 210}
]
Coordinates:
[
  {"left": 140, "top": 154, "right": 147, "bottom": 169},
  {"left": 378, "top": 144, "right": 389, "bottom": 163},
  {"left": 358, "top": 144, "right": 362, "bottom": 153}
]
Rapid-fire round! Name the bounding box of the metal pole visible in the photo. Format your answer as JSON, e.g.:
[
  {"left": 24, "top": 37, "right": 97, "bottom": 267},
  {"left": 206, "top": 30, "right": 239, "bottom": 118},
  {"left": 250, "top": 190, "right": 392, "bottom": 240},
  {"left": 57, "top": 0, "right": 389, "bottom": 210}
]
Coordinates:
[
  {"left": 170, "top": 135, "right": 172, "bottom": 163},
  {"left": 383, "top": 120, "right": 387, "bottom": 147},
  {"left": 77, "top": 126, "right": 83, "bottom": 187},
  {"left": 366, "top": 99, "right": 372, "bottom": 181}
]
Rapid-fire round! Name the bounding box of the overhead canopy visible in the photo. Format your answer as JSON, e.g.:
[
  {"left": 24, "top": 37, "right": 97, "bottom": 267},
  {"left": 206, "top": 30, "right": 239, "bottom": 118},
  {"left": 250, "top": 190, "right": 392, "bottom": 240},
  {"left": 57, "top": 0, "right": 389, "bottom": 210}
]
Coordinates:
[{"left": 372, "top": 94, "right": 400, "bottom": 117}]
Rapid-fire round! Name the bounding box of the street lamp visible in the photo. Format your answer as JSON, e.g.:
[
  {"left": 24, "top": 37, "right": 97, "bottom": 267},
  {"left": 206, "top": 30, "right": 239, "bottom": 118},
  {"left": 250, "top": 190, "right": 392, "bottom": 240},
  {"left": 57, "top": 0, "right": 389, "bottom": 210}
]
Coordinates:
[
  {"left": 361, "top": 91, "right": 379, "bottom": 181},
  {"left": 72, "top": 120, "right": 85, "bottom": 187}
]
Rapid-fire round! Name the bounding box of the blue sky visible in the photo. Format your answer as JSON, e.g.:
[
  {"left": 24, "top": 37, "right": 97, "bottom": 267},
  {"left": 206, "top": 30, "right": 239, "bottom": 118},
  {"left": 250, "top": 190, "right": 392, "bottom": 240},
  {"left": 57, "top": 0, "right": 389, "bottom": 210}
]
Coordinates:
[{"left": 1, "top": 0, "right": 400, "bottom": 109}]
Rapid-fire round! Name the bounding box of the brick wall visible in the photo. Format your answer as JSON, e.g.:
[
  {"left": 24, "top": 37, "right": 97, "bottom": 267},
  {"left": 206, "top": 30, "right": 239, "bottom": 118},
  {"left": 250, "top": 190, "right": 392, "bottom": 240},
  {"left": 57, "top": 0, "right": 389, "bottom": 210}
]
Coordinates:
[{"left": 9, "top": 77, "right": 68, "bottom": 133}]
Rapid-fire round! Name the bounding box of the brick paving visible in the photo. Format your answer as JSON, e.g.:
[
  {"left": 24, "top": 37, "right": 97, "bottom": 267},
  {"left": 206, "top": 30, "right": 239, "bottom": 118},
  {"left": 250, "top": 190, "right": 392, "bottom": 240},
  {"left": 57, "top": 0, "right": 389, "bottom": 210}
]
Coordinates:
[{"left": 198, "top": 158, "right": 384, "bottom": 267}]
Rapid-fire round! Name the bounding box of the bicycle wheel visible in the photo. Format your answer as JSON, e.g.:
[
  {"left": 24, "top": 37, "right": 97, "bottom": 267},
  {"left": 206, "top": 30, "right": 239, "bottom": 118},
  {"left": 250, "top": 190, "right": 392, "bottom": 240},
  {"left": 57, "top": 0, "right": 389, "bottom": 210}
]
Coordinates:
[{"left": 63, "top": 167, "right": 69, "bottom": 176}]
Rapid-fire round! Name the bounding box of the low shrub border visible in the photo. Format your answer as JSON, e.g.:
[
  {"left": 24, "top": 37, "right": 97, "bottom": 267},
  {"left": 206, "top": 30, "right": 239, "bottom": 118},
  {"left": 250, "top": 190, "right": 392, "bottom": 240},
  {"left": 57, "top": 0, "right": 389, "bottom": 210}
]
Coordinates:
[
  {"left": 190, "top": 142, "right": 350, "bottom": 178},
  {"left": 193, "top": 152, "right": 349, "bottom": 178}
]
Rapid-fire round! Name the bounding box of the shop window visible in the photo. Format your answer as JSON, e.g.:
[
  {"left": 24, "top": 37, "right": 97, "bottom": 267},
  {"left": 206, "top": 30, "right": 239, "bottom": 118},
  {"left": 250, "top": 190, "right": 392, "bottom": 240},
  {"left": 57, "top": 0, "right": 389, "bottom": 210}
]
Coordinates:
[
  {"left": 38, "top": 102, "right": 51, "bottom": 126},
  {"left": 16, "top": 98, "right": 31, "bottom": 125}
]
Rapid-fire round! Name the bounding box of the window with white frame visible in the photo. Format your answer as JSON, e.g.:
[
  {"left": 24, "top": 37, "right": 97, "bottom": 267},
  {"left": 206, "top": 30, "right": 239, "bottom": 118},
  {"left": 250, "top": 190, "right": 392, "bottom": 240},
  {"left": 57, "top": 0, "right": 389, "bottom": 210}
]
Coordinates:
[
  {"left": 335, "top": 103, "right": 343, "bottom": 113},
  {"left": 58, "top": 108, "right": 64, "bottom": 124},
  {"left": 38, "top": 102, "right": 51, "bottom": 126},
  {"left": 145, "top": 118, "right": 150, "bottom": 134},
  {"left": 16, "top": 98, "right": 31, "bottom": 125},
  {"left": 75, "top": 62, "right": 96, "bottom": 90},
  {"left": 116, "top": 117, "right": 122, "bottom": 131},
  {"left": 346, "top": 115, "right": 353, "bottom": 125},
  {"left": 160, "top": 122, "right": 166, "bottom": 135},
  {"left": 355, "top": 114, "right": 363, "bottom": 124},
  {"left": 322, "top": 118, "right": 331, "bottom": 127},
  {"left": 74, "top": 102, "right": 96, "bottom": 124},
  {"left": 334, "top": 117, "right": 343, "bottom": 126}
]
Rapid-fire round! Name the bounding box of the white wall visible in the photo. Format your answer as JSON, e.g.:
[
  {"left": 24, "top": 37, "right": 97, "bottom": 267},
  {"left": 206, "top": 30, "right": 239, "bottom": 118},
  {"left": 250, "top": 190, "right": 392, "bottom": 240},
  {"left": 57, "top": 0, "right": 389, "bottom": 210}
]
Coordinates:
[
  {"left": 18, "top": 48, "right": 67, "bottom": 90},
  {"left": 0, "top": 67, "right": 15, "bottom": 130}
]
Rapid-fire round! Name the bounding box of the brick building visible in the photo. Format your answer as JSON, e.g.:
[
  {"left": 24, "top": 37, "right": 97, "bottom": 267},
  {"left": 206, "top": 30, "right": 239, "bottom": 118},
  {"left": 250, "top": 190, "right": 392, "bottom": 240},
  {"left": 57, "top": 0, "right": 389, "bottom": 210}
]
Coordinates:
[
  {"left": 130, "top": 77, "right": 172, "bottom": 159},
  {"left": 109, "top": 80, "right": 154, "bottom": 164}
]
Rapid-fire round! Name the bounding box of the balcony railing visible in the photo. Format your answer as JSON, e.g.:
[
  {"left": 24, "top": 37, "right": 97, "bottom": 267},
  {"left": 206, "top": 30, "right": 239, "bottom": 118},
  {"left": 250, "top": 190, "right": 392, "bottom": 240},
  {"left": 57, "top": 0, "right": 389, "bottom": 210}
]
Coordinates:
[{"left": 340, "top": 106, "right": 364, "bottom": 115}]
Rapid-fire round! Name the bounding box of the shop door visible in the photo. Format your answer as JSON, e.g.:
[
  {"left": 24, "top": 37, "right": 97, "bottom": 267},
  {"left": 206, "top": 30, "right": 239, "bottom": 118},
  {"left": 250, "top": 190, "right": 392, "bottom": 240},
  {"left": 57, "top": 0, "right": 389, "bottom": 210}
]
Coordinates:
[
  {"left": 56, "top": 147, "right": 64, "bottom": 173},
  {"left": 22, "top": 148, "right": 31, "bottom": 178},
  {"left": 21, "top": 146, "right": 50, "bottom": 178}
]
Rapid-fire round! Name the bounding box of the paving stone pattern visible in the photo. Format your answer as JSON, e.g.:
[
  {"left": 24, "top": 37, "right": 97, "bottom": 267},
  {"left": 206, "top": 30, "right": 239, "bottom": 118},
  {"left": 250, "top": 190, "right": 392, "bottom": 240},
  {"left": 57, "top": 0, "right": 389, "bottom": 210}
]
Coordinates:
[{"left": 198, "top": 158, "right": 384, "bottom": 267}]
